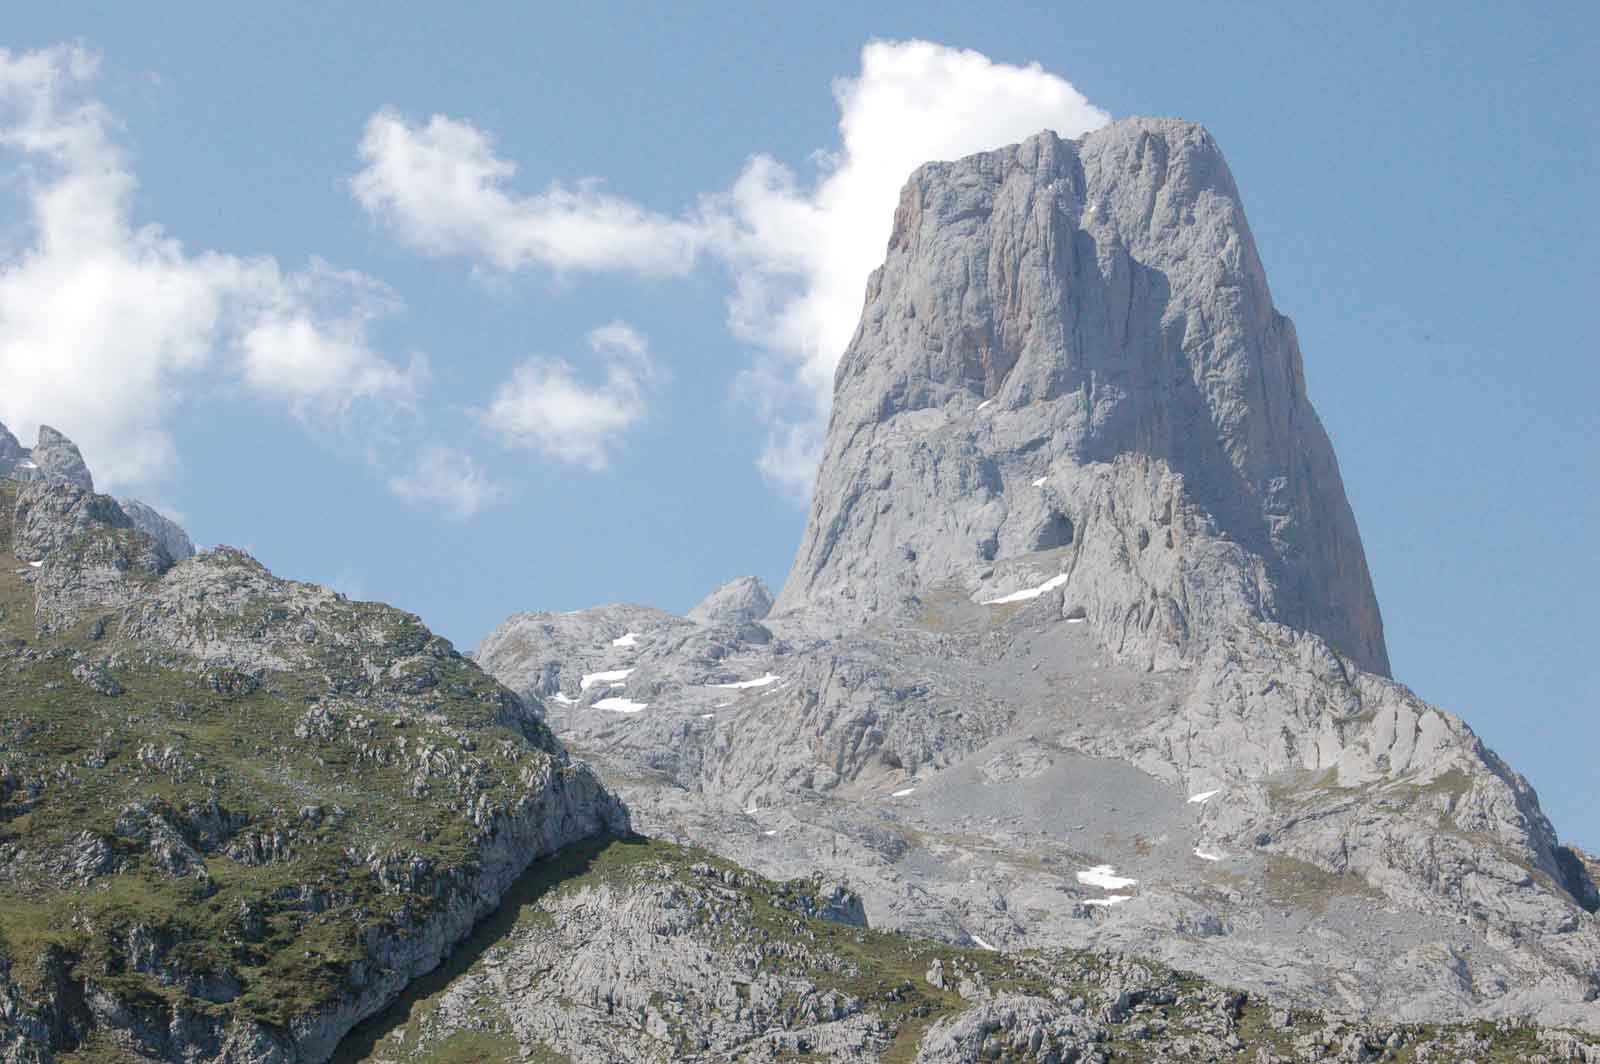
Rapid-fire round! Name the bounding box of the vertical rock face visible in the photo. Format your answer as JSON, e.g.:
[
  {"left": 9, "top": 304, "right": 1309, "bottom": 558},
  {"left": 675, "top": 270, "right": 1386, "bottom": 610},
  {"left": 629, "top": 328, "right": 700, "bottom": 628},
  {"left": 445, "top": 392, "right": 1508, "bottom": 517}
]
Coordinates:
[
  {"left": 0, "top": 421, "right": 24, "bottom": 473},
  {"left": 775, "top": 120, "right": 1389, "bottom": 677}
]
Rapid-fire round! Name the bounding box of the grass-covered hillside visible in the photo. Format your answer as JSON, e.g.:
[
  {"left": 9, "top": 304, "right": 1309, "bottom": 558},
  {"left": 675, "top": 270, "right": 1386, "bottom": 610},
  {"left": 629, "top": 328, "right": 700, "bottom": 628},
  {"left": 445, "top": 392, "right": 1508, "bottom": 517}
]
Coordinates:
[{"left": 0, "top": 479, "right": 624, "bottom": 1063}]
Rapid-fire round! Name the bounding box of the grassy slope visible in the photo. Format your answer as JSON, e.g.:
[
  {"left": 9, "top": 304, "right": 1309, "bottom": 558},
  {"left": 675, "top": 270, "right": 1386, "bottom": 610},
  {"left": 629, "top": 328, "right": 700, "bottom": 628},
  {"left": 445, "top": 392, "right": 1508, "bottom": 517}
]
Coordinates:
[{"left": 0, "top": 481, "right": 571, "bottom": 1043}]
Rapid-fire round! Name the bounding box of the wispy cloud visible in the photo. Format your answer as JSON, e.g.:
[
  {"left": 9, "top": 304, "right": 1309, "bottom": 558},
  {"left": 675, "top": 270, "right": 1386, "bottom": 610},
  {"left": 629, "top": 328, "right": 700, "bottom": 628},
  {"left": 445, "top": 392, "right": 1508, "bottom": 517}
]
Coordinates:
[
  {"left": 388, "top": 444, "right": 507, "bottom": 520},
  {"left": 0, "top": 44, "right": 419, "bottom": 489},
  {"left": 478, "top": 321, "right": 659, "bottom": 470},
  {"left": 353, "top": 40, "right": 1109, "bottom": 497}
]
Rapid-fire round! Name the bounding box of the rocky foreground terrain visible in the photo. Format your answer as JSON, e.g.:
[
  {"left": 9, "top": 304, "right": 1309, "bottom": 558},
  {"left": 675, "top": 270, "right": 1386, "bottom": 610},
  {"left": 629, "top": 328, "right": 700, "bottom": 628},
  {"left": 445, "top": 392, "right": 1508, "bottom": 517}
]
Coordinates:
[{"left": 1, "top": 116, "right": 1597, "bottom": 1063}]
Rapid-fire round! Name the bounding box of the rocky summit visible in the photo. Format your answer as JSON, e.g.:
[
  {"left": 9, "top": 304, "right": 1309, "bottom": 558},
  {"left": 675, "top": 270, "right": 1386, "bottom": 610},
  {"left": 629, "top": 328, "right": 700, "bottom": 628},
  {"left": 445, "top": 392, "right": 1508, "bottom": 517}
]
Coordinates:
[
  {"left": 2, "top": 118, "right": 1597, "bottom": 1064},
  {"left": 472, "top": 119, "right": 1598, "bottom": 1043}
]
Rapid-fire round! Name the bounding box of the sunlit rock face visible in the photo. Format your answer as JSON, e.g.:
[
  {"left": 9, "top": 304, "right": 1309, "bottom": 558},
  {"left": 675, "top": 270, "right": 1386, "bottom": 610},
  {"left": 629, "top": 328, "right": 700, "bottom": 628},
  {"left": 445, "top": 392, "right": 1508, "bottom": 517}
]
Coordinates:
[{"left": 775, "top": 119, "right": 1389, "bottom": 679}]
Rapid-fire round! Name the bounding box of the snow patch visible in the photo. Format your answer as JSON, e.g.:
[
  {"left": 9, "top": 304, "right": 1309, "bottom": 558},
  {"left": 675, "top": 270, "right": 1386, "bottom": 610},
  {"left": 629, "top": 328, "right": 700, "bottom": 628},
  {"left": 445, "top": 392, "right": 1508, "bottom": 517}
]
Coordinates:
[
  {"left": 1193, "top": 847, "right": 1224, "bottom": 862},
  {"left": 710, "top": 673, "right": 780, "bottom": 690},
  {"left": 610, "top": 631, "right": 640, "bottom": 647},
  {"left": 1187, "top": 789, "right": 1221, "bottom": 805},
  {"left": 594, "top": 696, "right": 647, "bottom": 713},
  {"left": 1083, "top": 895, "right": 1132, "bottom": 908},
  {"left": 580, "top": 668, "right": 633, "bottom": 691},
  {"left": 27, "top": 560, "right": 43, "bottom": 569},
  {"left": 970, "top": 935, "right": 998, "bottom": 951},
  {"left": 982, "top": 573, "right": 1068, "bottom": 605},
  {"left": 1066, "top": 617, "right": 1086, "bottom": 624},
  {"left": 548, "top": 692, "right": 578, "bottom": 705},
  {"left": 1031, "top": 476, "right": 1048, "bottom": 487},
  {"left": 976, "top": 398, "right": 993, "bottom": 411},
  {"left": 699, "top": 713, "right": 715, "bottom": 719},
  {"left": 18, "top": 459, "right": 37, "bottom": 470},
  {"left": 891, "top": 787, "right": 917, "bottom": 797},
  {"left": 1076, "top": 865, "right": 1138, "bottom": 891},
  {"left": 762, "top": 829, "right": 778, "bottom": 836}
]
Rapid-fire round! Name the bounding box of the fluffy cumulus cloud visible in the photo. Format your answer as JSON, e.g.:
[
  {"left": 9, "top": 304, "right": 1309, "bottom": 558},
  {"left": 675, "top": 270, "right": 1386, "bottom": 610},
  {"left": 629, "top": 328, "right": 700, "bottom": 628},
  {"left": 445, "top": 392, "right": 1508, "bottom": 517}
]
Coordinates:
[
  {"left": 352, "top": 111, "right": 710, "bottom": 275},
  {"left": 388, "top": 445, "right": 507, "bottom": 520},
  {"left": 719, "top": 41, "right": 1110, "bottom": 493},
  {"left": 354, "top": 40, "right": 1108, "bottom": 497},
  {"left": 479, "top": 322, "right": 657, "bottom": 470},
  {"left": 0, "top": 45, "right": 418, "bottom": 488}
]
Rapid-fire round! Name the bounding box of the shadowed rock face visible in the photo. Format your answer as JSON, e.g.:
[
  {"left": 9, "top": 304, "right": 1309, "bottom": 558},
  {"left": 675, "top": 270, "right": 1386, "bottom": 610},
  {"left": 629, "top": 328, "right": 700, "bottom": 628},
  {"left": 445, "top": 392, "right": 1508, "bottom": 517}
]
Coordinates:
[{"left": 775, "top": 120, "right": 1389, "bottom": 678}]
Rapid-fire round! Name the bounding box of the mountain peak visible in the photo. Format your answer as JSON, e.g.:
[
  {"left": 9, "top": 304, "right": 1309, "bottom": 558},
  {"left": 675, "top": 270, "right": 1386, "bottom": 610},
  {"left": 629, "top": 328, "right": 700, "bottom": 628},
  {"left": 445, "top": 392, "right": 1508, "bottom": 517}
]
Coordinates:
[{"left": 776, "top": 119, "right": 1389, "bottom": 676}]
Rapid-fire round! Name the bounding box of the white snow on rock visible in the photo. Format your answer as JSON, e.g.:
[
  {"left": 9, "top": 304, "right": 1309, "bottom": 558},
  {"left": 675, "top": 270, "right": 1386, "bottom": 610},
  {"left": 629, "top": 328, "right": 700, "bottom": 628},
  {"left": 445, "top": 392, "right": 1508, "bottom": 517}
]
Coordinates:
[
  {"left": 580, "top": 668, "right": 633, "bottom": 691},
  {"left": 1076, "top": 865, "right": 1138, "bottom": 890},
  {"left": 1193, "top": 846, "right": 1224, "bottom": 862},
  {"left": 710, "top": 673, "right": 781, "bottom": 690},
  {"left": 594, "top": 696, "right": 647, "bottom": 713},
  {"left": 762, "top": 829, "right": 778, "bottom": 836},
  {"left": 1066, "top": 617, "right": 1086, "bottom": 624},
  {"left": 699, "top": 713, "right": 715, "bottom": 719},
  {"left": 982, "top": 573, "right": 1068, "bottom": 605},
  {"left": 27, "top": 561, "right": 43, "bottom": 569},
  {"left": 549, "top": 692, "right": 578, "bottom": 705},
  {"left": 611, "top": 631, "right": 640, "bottom": 647},
  {"left": 970, "top": 935, "right": 998, "bottom": 951},
  {"left": 976, "top": 398, "right": 994, "bottom": 412},
  {"left": 18, "top": 459, "right": 36, "bottom": 470},
  {"left": 1031, "top": 476, "right": 1049, "bottom": 487},
  {"left": 1083, "top": 895, "right": 1132, "bottom": 908},
  {"left": 891, "top": 787, "right": 917, "bottom": 797},
  {"left": 1187, "top": 789, "right": 1222, "bottom": 804}
]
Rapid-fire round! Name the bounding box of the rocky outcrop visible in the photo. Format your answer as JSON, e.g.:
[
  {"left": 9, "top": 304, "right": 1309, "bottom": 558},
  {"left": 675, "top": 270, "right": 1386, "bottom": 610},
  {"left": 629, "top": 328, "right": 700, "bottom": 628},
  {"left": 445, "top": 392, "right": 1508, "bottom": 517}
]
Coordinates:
[
  {"left": 773, "top": 120, "right": 1387, "bottom": 678},
  {"left": 0, "top": 463, "right": 628, "bottom": 1063},
  {"left": 28, "top": 426, "right": 94, "bottom": 492},
  {"left": 0, "top": 421, "right": 24, "bottom": 475},
  {"left": 118, "top": 499, "right": 196, "bottom": 562},
  {"left": 687, "top": 576, "right": 774, "bottom": 627},
  {"left": 325, "top": 835, "right": 1600, "bottom": 1064},
  {"left": 0, "top": 420, "right": 196, "bottom": 565}
]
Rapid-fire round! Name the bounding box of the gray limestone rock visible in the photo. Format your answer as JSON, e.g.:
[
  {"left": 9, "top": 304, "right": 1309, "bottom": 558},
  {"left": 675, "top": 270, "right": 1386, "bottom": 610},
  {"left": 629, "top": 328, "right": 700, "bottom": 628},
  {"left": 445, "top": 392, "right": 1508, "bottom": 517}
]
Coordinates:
[
  {"left": 29, "top": 424, "right": 94, "bottom": 491},
  {"left": 773, "top": 120, "right": 1388, "bottom": 678},
  {"left": 475, "top": 119, "right": 1600, "bottom": 1033},
  {"left": 0, "top": 420, "right": 24, "bottom": 476},
  {"left": 119, "top": 498, "right": 197, "bottom": 562},
  {"left": 687, "top": 575, "right": 774, "bottom": 627}
]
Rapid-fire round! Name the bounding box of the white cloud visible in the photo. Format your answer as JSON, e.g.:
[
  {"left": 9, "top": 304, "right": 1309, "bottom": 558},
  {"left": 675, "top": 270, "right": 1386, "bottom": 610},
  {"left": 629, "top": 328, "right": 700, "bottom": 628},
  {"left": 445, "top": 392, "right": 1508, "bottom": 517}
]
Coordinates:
[
  {"left": 351, "top": 111, "right": 709, "bottom": 275},
  {"left": 0, "top": 44, "right": 417, "bottom": 488},
  {"left": 479, "top": 322, "right": 657, "bottom": 470},
  {"left": 352, "top": 41, "right": 1108, "bottom": 498},
  {"left": 389, "top": 445, "right": 507, "bottom": 520},
  {"left": 238, "top": 260, "right": 424, "bottom": 416},
  {"left": 716, "top": 41, "right": 1109, "bottom": 493}
]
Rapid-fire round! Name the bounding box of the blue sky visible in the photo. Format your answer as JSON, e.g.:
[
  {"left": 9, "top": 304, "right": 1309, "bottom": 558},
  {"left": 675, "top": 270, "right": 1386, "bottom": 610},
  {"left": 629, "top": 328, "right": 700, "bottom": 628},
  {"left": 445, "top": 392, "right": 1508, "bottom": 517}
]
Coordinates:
[{"left": 2, "top": 4, "right": 1596, "bottom": 848}]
